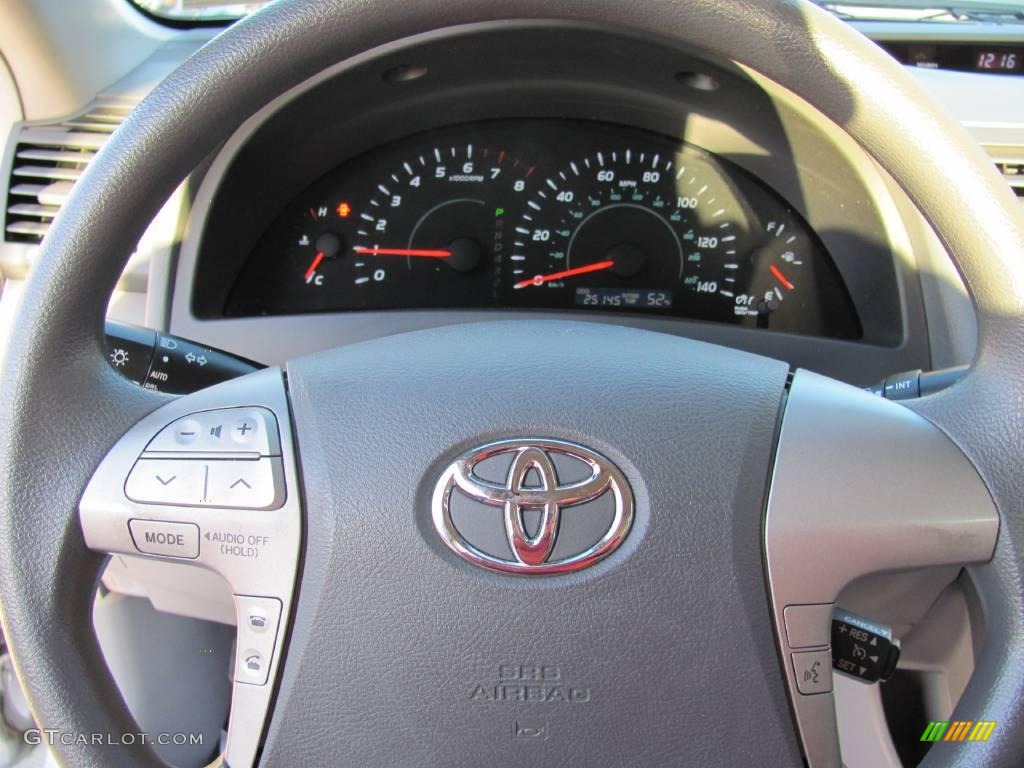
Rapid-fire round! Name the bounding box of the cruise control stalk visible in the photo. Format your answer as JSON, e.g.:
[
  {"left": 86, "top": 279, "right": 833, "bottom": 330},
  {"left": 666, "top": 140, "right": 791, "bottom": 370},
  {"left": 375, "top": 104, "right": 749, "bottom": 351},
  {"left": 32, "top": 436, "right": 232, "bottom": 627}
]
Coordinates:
[{"left": 830, "top": 608, "right": 900, "bottom": 684}]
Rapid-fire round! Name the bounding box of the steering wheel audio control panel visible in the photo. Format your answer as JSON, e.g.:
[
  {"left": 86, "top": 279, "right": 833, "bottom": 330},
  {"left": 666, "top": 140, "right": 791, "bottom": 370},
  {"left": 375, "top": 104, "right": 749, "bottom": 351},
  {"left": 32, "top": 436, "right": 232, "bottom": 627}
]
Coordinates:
[
  {"left": 125, "top": 407, "right": 285, "bottom": 510},
  {"left": 78, "top": 370, "right": 302, "bottom": 768},
  {"left": 222, "top": 121, "right": 861, "bottom": 339}
]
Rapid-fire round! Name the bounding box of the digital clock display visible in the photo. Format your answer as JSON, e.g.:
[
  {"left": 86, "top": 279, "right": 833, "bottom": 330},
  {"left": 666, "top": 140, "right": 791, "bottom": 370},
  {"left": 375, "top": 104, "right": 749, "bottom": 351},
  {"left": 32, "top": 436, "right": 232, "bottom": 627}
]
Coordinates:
[
  {"left": 975, "top": 51, "right": 1021, "bottom": 72},
  {"left": 880, "top": 43, "right": 1024, "bottom": 76}
]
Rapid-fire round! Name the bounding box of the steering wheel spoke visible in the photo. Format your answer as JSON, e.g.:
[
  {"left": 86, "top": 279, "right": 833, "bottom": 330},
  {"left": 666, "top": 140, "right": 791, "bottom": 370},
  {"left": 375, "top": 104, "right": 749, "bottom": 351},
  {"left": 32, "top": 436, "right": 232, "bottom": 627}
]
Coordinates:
[
  {"left": 765, "top": 369, "right": 998, "bottom": 767},
  {"left": 78, "top": 368, "right": 302, "bottom": 768}
]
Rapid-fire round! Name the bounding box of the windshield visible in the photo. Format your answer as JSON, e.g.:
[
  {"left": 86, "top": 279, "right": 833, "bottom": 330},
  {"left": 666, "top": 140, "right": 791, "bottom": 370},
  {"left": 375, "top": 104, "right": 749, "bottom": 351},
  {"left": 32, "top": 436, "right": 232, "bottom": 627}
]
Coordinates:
[{"left": 130, "top": 0, "right": 270, "bottom": 22}]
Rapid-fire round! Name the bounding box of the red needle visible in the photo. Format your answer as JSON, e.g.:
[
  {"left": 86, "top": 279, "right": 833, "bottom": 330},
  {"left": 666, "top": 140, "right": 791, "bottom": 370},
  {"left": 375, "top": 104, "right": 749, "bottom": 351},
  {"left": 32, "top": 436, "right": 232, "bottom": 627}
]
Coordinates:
[
  {"left": 304, "top": 251, "right": 324, "bottom": 282},
  {"left": 353, "top": 246, "right": 452, "bottom": 258},
  {"left": 514, "top": 260, "right": 616, "bottom": 289},
  {"left": 770, "top": 264, "right": 795, "bottom": 291}
]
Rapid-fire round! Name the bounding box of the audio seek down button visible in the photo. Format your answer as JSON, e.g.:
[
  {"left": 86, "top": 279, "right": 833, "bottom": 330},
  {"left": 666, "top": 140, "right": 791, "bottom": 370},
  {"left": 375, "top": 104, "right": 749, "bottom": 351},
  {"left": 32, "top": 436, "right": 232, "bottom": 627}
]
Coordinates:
[{"left": 128, "top": 519, "right": 200, "bottom": 559}]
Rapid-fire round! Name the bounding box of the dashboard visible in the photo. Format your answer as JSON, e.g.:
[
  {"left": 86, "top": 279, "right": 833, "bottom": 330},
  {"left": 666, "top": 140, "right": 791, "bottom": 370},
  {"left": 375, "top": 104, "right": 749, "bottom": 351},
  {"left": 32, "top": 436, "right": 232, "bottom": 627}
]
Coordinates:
[{"left": 225, "top": 120, "right": 860, "bottom": 339}]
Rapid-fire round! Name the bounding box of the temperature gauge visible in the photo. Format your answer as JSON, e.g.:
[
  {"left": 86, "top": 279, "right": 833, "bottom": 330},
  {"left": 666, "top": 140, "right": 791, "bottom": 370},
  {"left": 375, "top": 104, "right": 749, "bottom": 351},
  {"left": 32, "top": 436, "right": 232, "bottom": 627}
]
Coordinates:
[{"left": 228, "top": 199, "right": 362, "bottom": 315}]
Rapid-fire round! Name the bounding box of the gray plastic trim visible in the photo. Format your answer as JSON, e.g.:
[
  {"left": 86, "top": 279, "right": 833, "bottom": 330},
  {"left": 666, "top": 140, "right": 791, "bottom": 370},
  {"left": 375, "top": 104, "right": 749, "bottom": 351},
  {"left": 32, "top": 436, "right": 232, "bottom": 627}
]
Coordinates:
[
  {"left": 79, "top": 368, "right": 302, "bottom": 768},
  {"left": 764, "top": 369, "right": 998, "bottom": 767}
]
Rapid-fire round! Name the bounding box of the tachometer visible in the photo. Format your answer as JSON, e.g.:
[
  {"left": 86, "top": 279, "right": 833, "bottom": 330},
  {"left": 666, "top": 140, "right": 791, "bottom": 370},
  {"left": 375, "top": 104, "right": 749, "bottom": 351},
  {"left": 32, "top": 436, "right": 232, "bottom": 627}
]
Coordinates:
[
  {"left": 226, "top": 138, "right": 535, "bottom": 315},
  {"left": 350, "top": 144, "right": 533, "bottom": 305}
]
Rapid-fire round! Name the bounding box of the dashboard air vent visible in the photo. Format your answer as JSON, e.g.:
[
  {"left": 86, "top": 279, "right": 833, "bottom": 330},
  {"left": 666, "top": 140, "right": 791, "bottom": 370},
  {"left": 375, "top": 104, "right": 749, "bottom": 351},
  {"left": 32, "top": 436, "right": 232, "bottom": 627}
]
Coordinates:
[
  {"left": 994, "top": 159, "right": 1023, "bottom": 201},
  {"left": 983, "top": 145, "right": 1024, "bottom": 206},
  {"left": 4, "top": 101, "right": 133, "bottom": 244}
]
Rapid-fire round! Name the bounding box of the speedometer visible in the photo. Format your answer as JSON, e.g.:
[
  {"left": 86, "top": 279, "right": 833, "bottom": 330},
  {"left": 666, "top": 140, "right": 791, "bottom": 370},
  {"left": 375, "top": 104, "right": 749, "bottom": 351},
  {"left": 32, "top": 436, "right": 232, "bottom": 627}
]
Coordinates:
[
  {"left": 507, "top": 141, "right": 857, "bottom": 337},
  {"left": 510, "top": 148, "right": 746, "bottom": 306}
]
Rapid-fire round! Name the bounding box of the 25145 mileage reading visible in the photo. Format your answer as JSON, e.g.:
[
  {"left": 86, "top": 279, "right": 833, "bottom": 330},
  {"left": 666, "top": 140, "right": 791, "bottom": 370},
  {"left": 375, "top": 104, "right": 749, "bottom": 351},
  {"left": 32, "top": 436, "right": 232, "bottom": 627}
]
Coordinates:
[{"left": 575, "top": 287, "right": 672, "bottom": 309}]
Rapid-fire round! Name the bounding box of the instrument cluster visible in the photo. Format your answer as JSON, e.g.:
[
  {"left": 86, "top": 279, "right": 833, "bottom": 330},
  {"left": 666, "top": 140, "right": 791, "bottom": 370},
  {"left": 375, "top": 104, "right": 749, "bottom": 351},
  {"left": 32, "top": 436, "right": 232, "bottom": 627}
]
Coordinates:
[{"left": 225, "top": 120, "right": 860, "bottom": 339}]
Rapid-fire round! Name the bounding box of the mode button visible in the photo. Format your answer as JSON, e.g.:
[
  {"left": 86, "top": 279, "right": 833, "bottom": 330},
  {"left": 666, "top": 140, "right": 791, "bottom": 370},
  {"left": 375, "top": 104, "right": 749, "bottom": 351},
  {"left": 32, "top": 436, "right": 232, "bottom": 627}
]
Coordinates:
[{"left": 128, "top": 519, "right": 200, "bottom": 559}]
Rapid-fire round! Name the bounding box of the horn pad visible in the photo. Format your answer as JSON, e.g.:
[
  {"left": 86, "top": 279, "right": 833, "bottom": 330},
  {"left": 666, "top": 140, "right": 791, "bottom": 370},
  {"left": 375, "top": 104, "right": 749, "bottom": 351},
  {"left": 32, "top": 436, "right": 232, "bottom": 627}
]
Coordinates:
[{"left": 268, "top": 320, "right": 798, "bottom": 767}]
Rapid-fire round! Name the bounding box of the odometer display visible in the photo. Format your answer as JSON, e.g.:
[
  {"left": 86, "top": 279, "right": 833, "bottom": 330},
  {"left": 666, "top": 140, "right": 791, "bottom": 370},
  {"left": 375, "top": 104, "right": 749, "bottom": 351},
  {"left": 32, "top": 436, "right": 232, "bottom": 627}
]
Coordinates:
[{"left": 575, "top": 287, "right": 673, "bottom": 310}]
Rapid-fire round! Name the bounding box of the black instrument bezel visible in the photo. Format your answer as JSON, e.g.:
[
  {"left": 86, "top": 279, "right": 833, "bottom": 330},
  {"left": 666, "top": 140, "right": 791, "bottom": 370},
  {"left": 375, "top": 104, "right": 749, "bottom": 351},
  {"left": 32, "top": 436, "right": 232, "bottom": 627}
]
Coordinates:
[{"left": 180, "top": 22, "right": 931, "bottom": 383}]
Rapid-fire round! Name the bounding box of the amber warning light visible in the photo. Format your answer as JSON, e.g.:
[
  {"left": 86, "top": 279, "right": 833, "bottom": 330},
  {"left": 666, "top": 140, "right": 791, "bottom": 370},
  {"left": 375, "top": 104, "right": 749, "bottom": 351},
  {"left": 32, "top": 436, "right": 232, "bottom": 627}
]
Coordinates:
[{"left": 336, "top": 201, "right": 352, "bottom": 218}]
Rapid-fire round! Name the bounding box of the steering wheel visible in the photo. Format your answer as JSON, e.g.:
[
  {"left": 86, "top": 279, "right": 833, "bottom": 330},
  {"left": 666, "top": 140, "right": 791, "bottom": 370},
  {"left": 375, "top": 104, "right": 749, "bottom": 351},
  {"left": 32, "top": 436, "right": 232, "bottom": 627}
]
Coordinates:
[{"left": 2, "top": 1, "right": 1023, "bottom": 766}]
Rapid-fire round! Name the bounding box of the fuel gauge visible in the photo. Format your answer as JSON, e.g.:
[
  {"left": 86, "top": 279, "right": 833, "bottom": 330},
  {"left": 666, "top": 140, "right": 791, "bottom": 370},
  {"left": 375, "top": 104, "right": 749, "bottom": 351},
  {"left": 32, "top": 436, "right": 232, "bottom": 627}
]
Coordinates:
[
  {"left": 729, "top": 217, "right": 858, "bottom": 337},
  {"left": 734, "top": 220, "right": 805, "bottom": 327}
]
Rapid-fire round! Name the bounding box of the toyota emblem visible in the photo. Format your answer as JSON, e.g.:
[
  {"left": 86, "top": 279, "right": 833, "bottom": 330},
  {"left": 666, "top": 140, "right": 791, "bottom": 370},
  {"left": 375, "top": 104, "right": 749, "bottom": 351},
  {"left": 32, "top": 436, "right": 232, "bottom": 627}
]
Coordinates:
[{"left": 432, "top": 439, "right": 634, "bottom": 574}]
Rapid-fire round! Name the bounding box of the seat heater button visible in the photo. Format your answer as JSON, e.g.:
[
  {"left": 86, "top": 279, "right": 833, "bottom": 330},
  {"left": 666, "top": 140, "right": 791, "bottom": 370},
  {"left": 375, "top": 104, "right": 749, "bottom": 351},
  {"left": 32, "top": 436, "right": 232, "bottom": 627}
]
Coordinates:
[
  {"left": 792, "top": 650, "right": 833, "bottom": 695},
  {"left": 125, "top": 459, "right": 206, "bottom": 505},
  {"left": 128, "top": 519, "right": 199, "bottom": 559}
]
